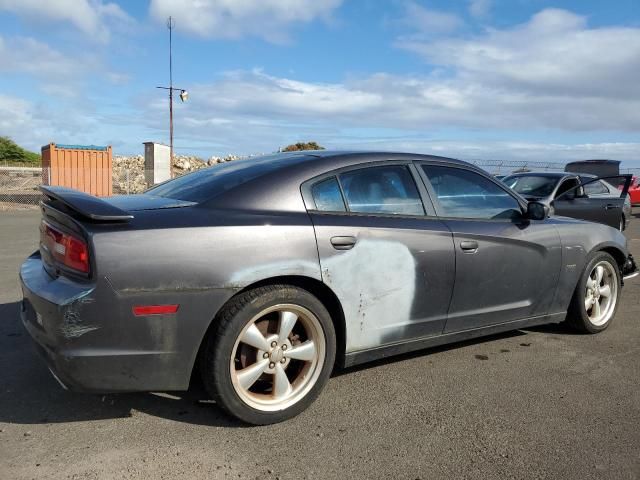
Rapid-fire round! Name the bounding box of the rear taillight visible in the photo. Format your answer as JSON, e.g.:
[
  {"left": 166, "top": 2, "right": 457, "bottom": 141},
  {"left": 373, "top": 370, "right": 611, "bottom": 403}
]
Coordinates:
[{"left": 41, "top": 222, "right": 90, "bottom": 274}]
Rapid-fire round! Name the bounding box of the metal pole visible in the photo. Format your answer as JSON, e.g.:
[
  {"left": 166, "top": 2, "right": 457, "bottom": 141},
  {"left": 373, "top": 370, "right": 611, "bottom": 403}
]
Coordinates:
[{"left": 168, "top": 16, "right": 174, "bottom": 177}]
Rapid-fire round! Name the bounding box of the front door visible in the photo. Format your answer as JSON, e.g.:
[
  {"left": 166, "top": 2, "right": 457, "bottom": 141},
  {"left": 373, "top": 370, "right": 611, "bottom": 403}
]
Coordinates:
[
  {"left": 418, "top": 163, "right": 562, "bottom": 333},
  {"left": 553, "top": 177, "right": 624, "bottom": 229},
  {"left": 304, "top": 163, "right": 456, "bottom": 352}
]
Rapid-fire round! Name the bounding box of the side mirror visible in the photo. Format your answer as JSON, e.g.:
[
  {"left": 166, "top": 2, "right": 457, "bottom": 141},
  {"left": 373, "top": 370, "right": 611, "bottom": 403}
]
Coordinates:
[{"left": 526, "top": 201, "right": 549, "bottom": 221}]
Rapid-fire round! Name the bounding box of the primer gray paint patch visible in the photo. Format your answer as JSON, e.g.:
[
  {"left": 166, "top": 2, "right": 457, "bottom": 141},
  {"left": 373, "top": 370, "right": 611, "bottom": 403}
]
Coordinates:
[{"left": 323, "top": 239, "right": 416, "bottom": 351}]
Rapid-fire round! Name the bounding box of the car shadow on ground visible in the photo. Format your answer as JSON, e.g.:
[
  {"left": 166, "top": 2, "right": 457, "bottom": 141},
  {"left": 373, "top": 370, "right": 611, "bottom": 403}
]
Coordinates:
[
  {"left": 2, "top": 297, "right": 555, "bottom": 427},
  {"left": 0, "top": 300, "right": 247, "bottom": 428}
]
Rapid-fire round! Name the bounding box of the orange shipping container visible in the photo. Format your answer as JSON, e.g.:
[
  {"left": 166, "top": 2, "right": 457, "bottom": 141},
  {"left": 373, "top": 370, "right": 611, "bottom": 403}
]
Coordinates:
[{"left": 41, "top": 143, "right": 113, "bottom": 197}]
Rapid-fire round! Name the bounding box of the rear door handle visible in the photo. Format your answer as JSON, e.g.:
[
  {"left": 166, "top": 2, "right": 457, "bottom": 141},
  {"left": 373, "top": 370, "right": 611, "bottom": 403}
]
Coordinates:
[
  {"left": 330, "top": 236, "right": 357, "bottom": 250},
  {"left": 604, "top": 204, "right": 619, "bottom": 210},
  {"left": 460, "top": 240, "right": 479, "bottom": 253}
]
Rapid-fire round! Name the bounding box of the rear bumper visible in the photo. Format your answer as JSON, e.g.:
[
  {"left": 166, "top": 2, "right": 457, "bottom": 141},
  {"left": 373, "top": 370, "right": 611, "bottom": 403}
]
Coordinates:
[{"left": 19, "top": 252, "right": 230, "bottom": 393}]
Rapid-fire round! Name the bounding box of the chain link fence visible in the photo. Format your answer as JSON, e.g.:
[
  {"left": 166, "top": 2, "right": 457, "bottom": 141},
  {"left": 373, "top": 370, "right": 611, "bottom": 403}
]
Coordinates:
[
  {"left": 0, "top": 166, "right": 45, "bottom": 210},
  {"left": 1, "top": 161, "right": 639, "bottom": 210}
]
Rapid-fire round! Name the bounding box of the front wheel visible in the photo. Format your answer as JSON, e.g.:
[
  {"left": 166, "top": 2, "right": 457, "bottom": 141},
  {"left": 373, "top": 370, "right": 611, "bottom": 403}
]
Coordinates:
[
  {"left": 200, "top": 285, "right": 336, "bottom": 425},
  {"left": 567, "top": 252, "right": 621, "bottom": 333}
]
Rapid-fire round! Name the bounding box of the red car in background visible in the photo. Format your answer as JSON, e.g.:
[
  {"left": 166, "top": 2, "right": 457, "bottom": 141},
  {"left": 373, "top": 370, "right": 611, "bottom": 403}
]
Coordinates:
[{"left": 629, "top": 176, "right": 640, "bottom": 205}]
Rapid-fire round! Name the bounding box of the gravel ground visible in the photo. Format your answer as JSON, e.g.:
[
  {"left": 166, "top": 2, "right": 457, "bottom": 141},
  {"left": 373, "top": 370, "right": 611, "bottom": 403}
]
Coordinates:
[{"left": 1, "top": 209, "right": 639, "bottom": 480}]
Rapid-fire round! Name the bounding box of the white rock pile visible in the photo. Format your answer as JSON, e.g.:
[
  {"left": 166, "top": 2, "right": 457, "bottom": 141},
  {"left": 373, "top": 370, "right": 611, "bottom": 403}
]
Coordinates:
[{"left": 112, "top": 154, "right": 243, "bottom": 194}]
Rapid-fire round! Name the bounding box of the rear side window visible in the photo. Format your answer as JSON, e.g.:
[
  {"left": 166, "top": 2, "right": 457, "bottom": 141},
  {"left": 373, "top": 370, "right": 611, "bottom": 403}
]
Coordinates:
[
  {"left": 311, "top": 177, "right": 346, "bottom": 212},
  {"left": 422, "top": 165, "right": 521, "bottom": 219},
  {"left": 339, "top": 165, "right": 424, "bottom": 216},
  {"left": 582, "top": 179, "right": 608, "bottom": 195}
]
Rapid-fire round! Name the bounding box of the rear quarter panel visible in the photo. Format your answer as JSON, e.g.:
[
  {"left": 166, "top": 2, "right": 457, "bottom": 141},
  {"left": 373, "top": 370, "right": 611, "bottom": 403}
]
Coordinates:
[{"left": 86, "top": 206, "right": 321, "bottom": 388}]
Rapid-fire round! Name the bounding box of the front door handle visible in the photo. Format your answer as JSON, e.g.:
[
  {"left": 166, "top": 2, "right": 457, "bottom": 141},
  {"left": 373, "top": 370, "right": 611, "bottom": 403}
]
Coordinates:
[
  {"left": 330, "top": 236, "right": 357, "bottom": 250},
  {"left": 604, "top": 204, "right": 619, "bottom": 210},
  {"left": 460, "top": 240, "right": 479, "bottom": 253}
]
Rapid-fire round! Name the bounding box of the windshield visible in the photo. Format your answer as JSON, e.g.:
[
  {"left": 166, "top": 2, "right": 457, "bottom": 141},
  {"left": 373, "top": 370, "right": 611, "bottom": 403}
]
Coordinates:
[
  {"left": 146, "top": 153, "right": 303, "bottom": 203},
  {"left": 503, "top": 175, "right": 559, "bottom": 198}
]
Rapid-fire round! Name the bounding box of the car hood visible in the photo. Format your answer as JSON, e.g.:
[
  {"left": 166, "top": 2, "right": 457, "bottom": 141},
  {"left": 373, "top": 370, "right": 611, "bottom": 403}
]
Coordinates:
[{"left": 103, "top": 194, "right": 196, "bottom": 212}]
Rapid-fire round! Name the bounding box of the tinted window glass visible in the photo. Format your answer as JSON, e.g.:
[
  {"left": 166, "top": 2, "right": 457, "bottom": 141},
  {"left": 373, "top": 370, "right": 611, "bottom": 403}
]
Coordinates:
[
  {"left": 422, "top": 165, "right": 521, "bottom": 219},
  {"left": 502, "top": 175, "right": 558, "bottom": 197},
  {"left": 147, "top": 153, "right": 304, "bottom": 203},
  {"left": 555, "top": 178, "right": 579, "bottom": 199},
  {"left": 340, "top": 166, "right": 424, "bottom": 215},
  {"left": 581, "top": 178, "right": 608, "bottom": 195},
  {"left": 311, "top": 177, "right": 346, "bottom": 212}
]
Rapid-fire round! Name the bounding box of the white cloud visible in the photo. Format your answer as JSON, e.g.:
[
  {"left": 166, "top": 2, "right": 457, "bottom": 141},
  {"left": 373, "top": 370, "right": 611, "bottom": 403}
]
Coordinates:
[
  {"left": 123, "top": 66, "right": 640, "bottom": 162},
  {"left": 0, "top": 0, "right": 132, "bottom": 43},
  {"left": 468, "top": 0, "right": 491, "bottom": 18},
  {"left": 0, "top": 35, "right": 130, "bottom": 94},
  {"left": 166, "top": 67, "right": 640, "bottom": 136},
  {"left": 0, "top": 94, "right": 105, "bottom": 152},
  {"left": 0, "top": 36, "right": 92, "bottom": 80},
  {"left": 399, "top": 9, "right": 640, "bottom": 99},
  {"left": 400, "top": 1, "right": 463, "bottom": 35},
  {"left": 148, "top": 0, "right": 343, "bottom": 42}
]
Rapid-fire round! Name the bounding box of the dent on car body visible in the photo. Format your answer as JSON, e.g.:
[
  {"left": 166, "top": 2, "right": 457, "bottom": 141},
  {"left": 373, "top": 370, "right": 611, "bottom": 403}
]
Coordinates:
[{"left": 20, "top": 255, "right": 100, "bottom": 339}]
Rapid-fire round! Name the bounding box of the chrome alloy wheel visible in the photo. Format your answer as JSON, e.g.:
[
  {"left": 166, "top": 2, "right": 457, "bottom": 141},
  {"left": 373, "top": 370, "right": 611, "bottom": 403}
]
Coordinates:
[
  {"left": 230, "top": 304, "right": 326, "bottom": 412},
  {"left": 584, "top": 261, "right": 618, "bottom": 326}
]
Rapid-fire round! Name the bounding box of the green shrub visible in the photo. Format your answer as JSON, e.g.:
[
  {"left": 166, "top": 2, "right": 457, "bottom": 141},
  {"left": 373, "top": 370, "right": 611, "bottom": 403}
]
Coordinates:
[{"left": 0, "top": 137, "right": 41, "bottom": 165}]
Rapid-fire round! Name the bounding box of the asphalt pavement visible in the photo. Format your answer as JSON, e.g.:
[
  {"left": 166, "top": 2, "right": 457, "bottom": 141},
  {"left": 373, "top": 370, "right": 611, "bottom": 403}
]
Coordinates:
[{"left": 1, "top": 209, "right": 639, "bottom": 479}]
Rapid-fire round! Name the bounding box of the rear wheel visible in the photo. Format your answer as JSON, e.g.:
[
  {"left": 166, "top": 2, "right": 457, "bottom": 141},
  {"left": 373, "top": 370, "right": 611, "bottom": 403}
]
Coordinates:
[
  {"left": 200, "top": 285, "right": 336, "bottom": 425},
  {"left": 567, "top": 252, "right": 621, "bottom": 333}
]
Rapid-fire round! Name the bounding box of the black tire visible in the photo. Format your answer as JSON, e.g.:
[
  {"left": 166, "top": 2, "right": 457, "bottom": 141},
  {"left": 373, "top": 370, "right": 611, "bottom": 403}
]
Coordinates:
[
  {"left": 200, "top": 285, "right": 336, "bottom": 425},
  {"left": 567, "top": 251, "right": 621, "bottom": 334}
]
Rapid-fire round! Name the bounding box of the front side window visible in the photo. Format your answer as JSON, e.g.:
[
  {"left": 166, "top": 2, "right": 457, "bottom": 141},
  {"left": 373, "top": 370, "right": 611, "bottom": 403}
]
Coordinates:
[
  {"left": 339, "top": 165, "right": 424, "bottom": 216},
  {"left": 422, "top": 165, "right": 521, "bottom": 220},
  {"left": 555, "top": 178, "right": 580, "bottom": 200},
  {"left": 311, "top": 177, "right": 346, "bottom": 212}
]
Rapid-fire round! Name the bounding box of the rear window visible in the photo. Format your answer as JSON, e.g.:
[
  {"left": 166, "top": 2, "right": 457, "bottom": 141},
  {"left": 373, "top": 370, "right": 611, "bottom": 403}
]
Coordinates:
[{"left": 146, "top": 154, "right": 304, "bottom": 203}]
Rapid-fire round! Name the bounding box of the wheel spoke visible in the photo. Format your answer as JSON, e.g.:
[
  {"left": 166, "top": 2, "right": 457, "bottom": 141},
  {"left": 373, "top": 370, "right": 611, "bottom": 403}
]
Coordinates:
[
  {"left": 584, "top": 295, "right": 593, "bottom": 312},
  {"left": 599, "top": 284, "right": 611, "bottom": 298},
  {"left": 286, "top": 340, "right": 316, "bottom": 362},
  {"left": 595, "top": 265, "right": 604, "bottom": 285},
  {"left": 278, "top": 311, "right": 298, "bottom": 343},
  {"left": 273, "top": 363, "right": 292, "bottom": 399},
  {"left": 593, "top": 299, "right": 601, "bottom": 319},
  {"left": 236, "top": 359, "right": 269, "bottom": 390},
  {"left": 240, "top": 324, "right": 270, "bottom": 351}
]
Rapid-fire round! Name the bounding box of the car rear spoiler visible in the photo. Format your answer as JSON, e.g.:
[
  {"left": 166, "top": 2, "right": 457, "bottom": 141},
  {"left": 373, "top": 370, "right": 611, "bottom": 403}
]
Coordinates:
[
  {"left": 555, "top": 174, "right": 632, "bottom": 202},
  {"left": 39, "top": 186, "right": 133, "bottom": 222}
]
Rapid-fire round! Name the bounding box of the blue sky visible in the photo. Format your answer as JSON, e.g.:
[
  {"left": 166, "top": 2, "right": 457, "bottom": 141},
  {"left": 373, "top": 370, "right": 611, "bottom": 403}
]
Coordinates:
[{"left": 0, "top": 0, "right": 639, "bottom": 166}]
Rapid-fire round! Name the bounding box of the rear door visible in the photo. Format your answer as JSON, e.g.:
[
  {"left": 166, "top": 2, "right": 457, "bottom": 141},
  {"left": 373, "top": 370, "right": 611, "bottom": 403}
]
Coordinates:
[
  {"left": 303, "top": 162, "right": 455, "bottom": 352},
  {"left": 418, "top": 163, "right": 562, "bottom": 333}
]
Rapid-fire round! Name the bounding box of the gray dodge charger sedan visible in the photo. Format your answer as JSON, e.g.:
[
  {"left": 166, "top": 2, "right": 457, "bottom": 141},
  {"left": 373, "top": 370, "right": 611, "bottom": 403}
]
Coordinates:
[{"left": 20, "top": 151, "right": 638, "bottom": 424}]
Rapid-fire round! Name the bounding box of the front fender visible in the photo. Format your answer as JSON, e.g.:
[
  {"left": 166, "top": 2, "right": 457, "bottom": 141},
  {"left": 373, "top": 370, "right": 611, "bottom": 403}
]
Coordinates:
[{"left": 550, "top": 221, "right": 628, "bottom": 312}]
